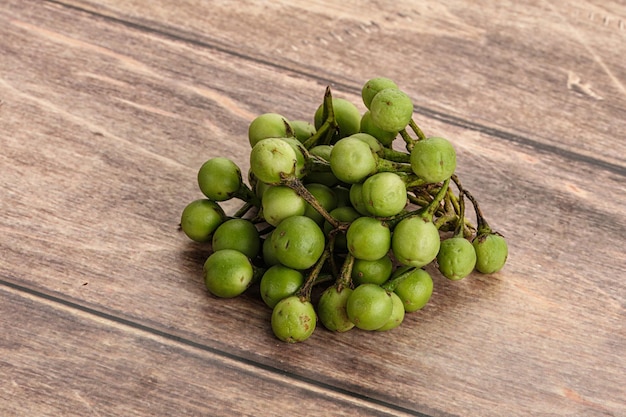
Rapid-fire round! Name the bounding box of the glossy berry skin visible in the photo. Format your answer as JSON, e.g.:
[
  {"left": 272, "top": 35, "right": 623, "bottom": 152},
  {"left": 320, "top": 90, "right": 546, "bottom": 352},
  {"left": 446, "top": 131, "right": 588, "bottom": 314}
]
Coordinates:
[
  {"left": 262, "top": 232, "right": 281, "bottom": 266},
  {"left": 317, "top": 285, "right": 355, "bottom": 332},
  {"left": 290, "top": 120, "right": 316, "bottom": 142},
  {"left": 346, "top": 284, "right": 393, "bottom": 331},
  {"left": 351, "top": 255, "right": 394, "bottom": 286},
  {"left": 271, "top": 216, "right": 325, "bottom": 270},
  {"left": 473, "top": 233, "right": 508, "bottom": 274},
  {"left": 393, "top": 268, "right": 434, "bottom": 312},
  {"left": 203, "top": 249, "right": 254, "bottom": 298},
  {"left": 346, "top": 217, "right": 391, "bottom": 261},
  {"left": 329, "top": 137, "right": 377, "bottom": 184},
  {"left": 437, "top": 236, "right": 477, "bottom": 280},
  {"left": 261, "top": 185, "right": 306, "bottom": 226},
  {"left": 350, "top": 132, "right": 383, "bottom": 153},
  {"left": 410, "top": 136, "right": 457, "bottom": 184},
  {"left": 197, "top": 157, "right": 242, "bottom": 201},
  {"left": 271, "top": 296, "right": 317, "bottom": 343},
  {"left": 360, "top": 110, "right": 397, "bottom": 147},
  {"left": 392, "top": 216, "right": 441, "bottom": 268},
  {"left": 260, "top": 265, "right": 304, "bottom": 309},
  {"left": 212, "top": 218, "right": 260, "bottom": 260},
  {"left": 361, "top": 172, "right": 407, "bottom": 217},
  {"left": 361, "top": 77, "right": 399, "bottom": 109},
  {"left": 250, "top": 138, "right": 303, "bottom": 184},
  {"left": 370, "top": 88, "right": 414, "bottom": 133},
  {"left": 349, "top": 183, "right": 370, "bottom": 216},
  {"left": 248, "top": 113, "right": 293, "bottom": 147},
  {"left": 180, "top": 199, "right": 226, "bottom": 242},
  {"left": 376, "top": 292, "right": 405, "bottom": 331}
]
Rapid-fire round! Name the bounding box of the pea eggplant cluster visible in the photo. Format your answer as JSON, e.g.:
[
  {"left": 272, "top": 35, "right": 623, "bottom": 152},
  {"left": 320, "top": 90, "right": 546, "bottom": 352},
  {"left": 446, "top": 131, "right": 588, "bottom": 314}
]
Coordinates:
[{"left": 180, "top": 78, "right": 508, "bottom": 343}]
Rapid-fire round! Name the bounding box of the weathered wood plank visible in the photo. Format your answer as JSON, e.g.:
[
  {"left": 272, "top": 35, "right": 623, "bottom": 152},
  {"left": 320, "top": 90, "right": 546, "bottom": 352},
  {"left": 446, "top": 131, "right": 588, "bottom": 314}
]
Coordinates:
[
  {"left": 0, "top": 1, "right": 624, "bottom": 416},
  {"left": 0, "top": 284, "right": 414, "bottom": 417},
  {"left": 53, "top": 0, "right": 626, "bottom": 174}
]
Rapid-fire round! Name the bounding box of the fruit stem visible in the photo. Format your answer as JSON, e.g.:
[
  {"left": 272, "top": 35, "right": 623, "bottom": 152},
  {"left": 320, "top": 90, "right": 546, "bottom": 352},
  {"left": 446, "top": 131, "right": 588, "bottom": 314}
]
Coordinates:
[
  {"left": 406, "top": 192, "right": 430, "bottom": 208},
  {"left": 233, "top": 201, "right": 254, "bottom": 218},
  {"left": 454, "top": 189, "right": 468, "bottom": 238},
  {"left": 434, "top": 213, "right": 458, "bottom": 231},
  {"left": 445, "top": 186, "right": 461, "bottom": 216},
  {"left": 305, "top": 153, "right": 332, "bottom": 172},
  {"left": 409, "top": 119, "right": 427, "bottom": 141},
  {"left": 452, "top": 174, "right": 492, "bottom": 235},
  {"left": 297, "top": 244, "right": 331, "bottom": 301},
  {"left": 251, "top": 265, "right": 267, "bottom": 285},
  {"left": 303, "top": 119, "right": 332, "bottom": 149},
  {"left": 384, "top": 179, "right": 449, "bottom": 228},
  {"left": 399, "top": 129, "right": 416, "bottom": 152},
  {"left": 424, "top": 177, "right": 450, "bottom": 220},
  {"left": 325, "top": 232, "right": 340, "bottom": 278},
  {"left": 279, "top": 174, "right": 341, "bottom": 229},
  {"left": 376, "top": 157, "right": 413, "bottom": 174},
  {"left": 233, "top": 182, "right": 261, "bottom": 207},
  {"left": 381, "top": 267, "right": 415, "bottom": 292},
  {"left": 335, "top": 253, "right": 355, "bottom": 292},
  {"left": 313, "top": 273, "right": 334, "bottom": 286},
  {"left": 379, "top": 147, "right": 411, "bottom": 163},
  {"left": 304, "top": 86, "right": 339, "bottom": 148},
  {"left": 399, "top": 172, "right": 427, "bottom": 188}
]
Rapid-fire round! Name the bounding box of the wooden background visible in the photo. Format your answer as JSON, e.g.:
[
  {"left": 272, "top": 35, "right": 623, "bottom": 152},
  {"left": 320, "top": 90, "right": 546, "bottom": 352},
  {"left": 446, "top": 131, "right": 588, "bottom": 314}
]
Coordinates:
[{"left": 1, "top": 0, "right": 625, "bottom": 416}]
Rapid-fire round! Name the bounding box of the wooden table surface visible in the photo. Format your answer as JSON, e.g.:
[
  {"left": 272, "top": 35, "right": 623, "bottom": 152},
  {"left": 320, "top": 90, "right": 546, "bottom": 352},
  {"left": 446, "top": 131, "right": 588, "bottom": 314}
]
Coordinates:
[{"left": 1, "top": 1, "right": 625, "bottom": 416}]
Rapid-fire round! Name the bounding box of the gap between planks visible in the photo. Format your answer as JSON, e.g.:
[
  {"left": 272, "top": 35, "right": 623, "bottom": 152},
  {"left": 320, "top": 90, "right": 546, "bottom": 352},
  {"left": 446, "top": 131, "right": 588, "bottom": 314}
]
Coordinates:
[
  {"left": 0, "top": 278, "right": 434, "bottom": 417},
  {"left": 42, "top": 0, "right": 626, "bottom": 178}
]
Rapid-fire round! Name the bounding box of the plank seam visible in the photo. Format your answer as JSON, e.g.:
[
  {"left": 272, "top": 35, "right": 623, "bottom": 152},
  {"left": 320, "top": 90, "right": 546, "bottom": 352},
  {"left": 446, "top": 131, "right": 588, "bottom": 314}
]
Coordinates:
[
  {"left": 43, "top": 0, "right": 626, "bottom": 178},
  {"left": 0, "top": 277, "right": 437, "bottom": 417}
]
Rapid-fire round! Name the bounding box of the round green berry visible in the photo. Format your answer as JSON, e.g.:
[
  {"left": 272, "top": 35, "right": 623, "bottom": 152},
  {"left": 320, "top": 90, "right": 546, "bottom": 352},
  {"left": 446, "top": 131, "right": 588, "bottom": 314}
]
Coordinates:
[
  {"left": 250, "top": 138, "right": 304, "bottom": 184},
  {"left": 317, "top": 285, "right": 355, "bottom": 332},
  {"left": 260, "top": 265, "right": 304, "bottom": 308},
  {"left": 290, "top": 120, "right": 316, "bottom": 142},
  {"left": 180, "top": 199, "right": 226, "bottom": 242},
  {"left": 212, "top": 218, "right": 260, "bottom": 259},
  {"left": 376, "top": 292, "right": 405, "bottom": 331},
  {"left": 410, "top": 136, "right": 457, "bottom": 184},
  {"left": 352, "top": 255, "right": 394, "bottom": 286},
  {"left": 393, "top": 268, "right": 433, "bottom": 312},
  {"left": 370, "top": 88, "right": 413, "bottom": 133},
  {"left": 346, "top": 217, "right": 391, "bottom": 261},
  {"left": 248, "top": 113, "right": 293, "bottom": 147},
  {"left": 473, "top": 232, "right": 508, "bottom": 274},
  {"left": 360, "top": 110, "right": 397, "bottom": 147},
  {"left": 392, "top": 216, "right": 440, "bottom": 267},
  {"left": 361, "top": 172, "right": 407, "bottom": 217},
  {"left": 330, "top": 137, "right": 377, "bottom": 184},
  {"left": 197, "top": 157, "right": 242, "bottom": 201},
  {"left": 314, "top": 97, "right": 361, "bottom": 139},
  {"left": 271, "top": 216, "right": 325, "bottom": 270},
  {"left": 437, "top": 236, "right": 477, "bottom": 280},
  {"left": 361, "top": 77, "right": 399, "bottom": 109},
  {"left": 346, "top": 284, "right": 393, "bottom": 331},
  {"left": 203, "top": 249, "right": 254, "bottom": 298},
  {"left": 271, "top": 296, "right": 317, "bottom": 343},
  {"left": 261, "top": 185, "right": 306, "bottom": 226}
]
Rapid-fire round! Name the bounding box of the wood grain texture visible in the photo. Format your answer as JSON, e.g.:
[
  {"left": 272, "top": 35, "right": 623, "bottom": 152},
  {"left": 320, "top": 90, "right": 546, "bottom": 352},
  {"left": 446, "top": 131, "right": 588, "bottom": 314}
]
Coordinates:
[
  {"left": 0, "top": 285, "right": 411, "bottom": 417},
  {"left": 1, "top": 1, "right": 624, "bottom": 416},
  {"left": 54, "top": 0, "right": 626, "bottom": 173}
]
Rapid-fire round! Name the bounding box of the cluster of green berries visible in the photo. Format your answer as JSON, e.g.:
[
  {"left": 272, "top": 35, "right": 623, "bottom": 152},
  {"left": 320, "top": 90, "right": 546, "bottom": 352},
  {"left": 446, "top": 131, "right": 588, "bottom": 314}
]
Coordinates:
[{"left": 180, "top": 78, "right": 508, "bottom": 343}]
